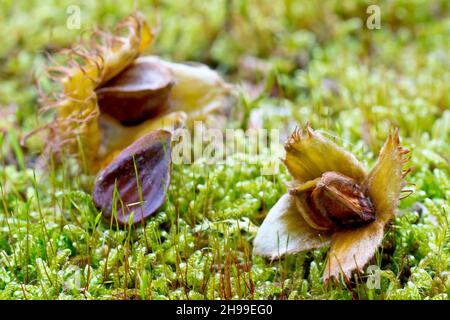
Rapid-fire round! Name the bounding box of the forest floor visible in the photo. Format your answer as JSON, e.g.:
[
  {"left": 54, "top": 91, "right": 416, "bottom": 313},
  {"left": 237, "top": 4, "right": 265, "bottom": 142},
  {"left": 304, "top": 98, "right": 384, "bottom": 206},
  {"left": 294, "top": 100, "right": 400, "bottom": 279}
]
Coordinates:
[{"left": 0, "top": 0, "right": 449, "bottom": 299}]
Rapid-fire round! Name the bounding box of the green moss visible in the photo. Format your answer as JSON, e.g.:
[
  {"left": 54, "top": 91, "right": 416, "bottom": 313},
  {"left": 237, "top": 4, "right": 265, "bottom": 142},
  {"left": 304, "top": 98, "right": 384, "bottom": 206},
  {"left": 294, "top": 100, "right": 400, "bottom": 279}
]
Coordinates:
[{"left": 0, "top": 0, "right": 449, "bottom": 300}]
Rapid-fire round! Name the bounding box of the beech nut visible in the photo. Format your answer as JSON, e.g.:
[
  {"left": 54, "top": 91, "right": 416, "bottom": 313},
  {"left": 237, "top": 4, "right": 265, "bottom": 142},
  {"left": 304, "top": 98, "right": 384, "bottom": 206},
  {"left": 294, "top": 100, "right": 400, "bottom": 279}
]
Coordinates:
[
  {"left": 289, "top": 171, "right": 376, "bottom": 231},
  {"left": 93, "top": 130, "right": 172, "bottom": 225}
]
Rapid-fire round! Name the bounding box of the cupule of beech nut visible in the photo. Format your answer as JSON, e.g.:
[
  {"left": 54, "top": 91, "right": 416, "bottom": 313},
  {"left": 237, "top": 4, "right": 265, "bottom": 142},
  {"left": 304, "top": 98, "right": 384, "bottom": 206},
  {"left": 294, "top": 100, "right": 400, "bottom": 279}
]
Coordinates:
[
  {"left": 253, "top": 125, "right": 410, "bottom": 281},
  {"left": 96, "top": 61, "right": 174, "bottom": 126},
  {"left": 93, "top": 129, "right": 172, "bottom": 225},
  {"left": 289, "top": 171, "right": 376, "bottom": 231}
]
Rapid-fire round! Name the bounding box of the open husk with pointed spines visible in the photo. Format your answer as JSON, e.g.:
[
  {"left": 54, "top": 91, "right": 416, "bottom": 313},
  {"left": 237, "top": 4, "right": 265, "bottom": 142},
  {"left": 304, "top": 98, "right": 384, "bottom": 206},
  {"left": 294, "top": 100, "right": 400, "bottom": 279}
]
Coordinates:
[
  {"left": 253, "top": 125, "right": 411, "bottom": 282},
  {"left": 39, "top": 12, "right": 153, "bottom": 169},
  {"left": 38, "top": 12, "right": 232, "bottom": 173}
]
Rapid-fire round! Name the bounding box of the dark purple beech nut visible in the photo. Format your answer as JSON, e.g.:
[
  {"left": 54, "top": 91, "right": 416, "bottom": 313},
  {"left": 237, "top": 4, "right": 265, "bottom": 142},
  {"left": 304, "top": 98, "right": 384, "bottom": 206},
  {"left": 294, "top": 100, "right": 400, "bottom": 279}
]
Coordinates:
[
  {"left": 93, "top": 130, "right": 172, "bottom": 225},
  {"left": 96, "top": 61, "right": 175, "bottom": 126}
]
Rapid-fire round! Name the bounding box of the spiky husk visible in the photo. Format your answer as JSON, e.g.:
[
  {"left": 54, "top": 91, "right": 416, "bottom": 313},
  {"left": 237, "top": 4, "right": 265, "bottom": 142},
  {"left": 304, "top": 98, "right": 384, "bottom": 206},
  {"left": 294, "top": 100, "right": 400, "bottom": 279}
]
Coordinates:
[{"left": 38, "top": 12, "right": 153, "bottom": 170}]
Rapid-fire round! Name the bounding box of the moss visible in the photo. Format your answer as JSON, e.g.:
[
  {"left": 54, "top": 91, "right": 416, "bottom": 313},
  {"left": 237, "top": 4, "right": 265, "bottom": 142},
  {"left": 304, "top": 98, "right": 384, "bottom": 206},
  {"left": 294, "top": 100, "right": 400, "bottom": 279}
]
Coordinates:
[{"left": 0, "top": 0, "right": 449, "bottom": 299}]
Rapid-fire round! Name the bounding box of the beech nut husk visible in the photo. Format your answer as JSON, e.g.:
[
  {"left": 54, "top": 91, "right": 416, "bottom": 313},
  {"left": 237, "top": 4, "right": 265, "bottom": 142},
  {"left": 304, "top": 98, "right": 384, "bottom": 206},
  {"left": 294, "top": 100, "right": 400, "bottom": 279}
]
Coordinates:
[
  {"left": 289, "top": 171, "right": 376, "bottom": 231},
  {"left": 253, "top": 125, "right": 410, "bottom": 282},
  {"left": 38, "top": 12, "right": 232, "bottom": 225},
  {"left": 39, "top": 12, "right": 231, "bottom": 171}
]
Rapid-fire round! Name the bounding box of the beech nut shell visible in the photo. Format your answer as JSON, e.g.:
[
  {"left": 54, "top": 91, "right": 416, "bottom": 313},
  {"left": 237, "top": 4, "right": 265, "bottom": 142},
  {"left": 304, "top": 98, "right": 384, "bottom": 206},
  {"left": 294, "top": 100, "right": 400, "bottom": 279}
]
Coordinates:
[
  {"left": 96, "top": 61, "right": 174, "bottom": 126},
  {"left": 93, "top": 129, "right": 172, "bottom": 225}
]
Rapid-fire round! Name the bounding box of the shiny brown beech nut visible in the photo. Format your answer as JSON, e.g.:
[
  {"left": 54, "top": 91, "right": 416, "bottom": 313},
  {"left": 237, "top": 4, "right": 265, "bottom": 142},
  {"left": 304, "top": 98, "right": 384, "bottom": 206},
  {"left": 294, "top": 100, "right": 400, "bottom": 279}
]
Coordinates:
[
  {"left": 289, "top": 171, "right": 376, "bottom": 231},
  {"left": 93, "top": 130, "right": 172, "bottom": 225},
  {"left": 96, "top": 60, "right": 174, "bottom": 126}
]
